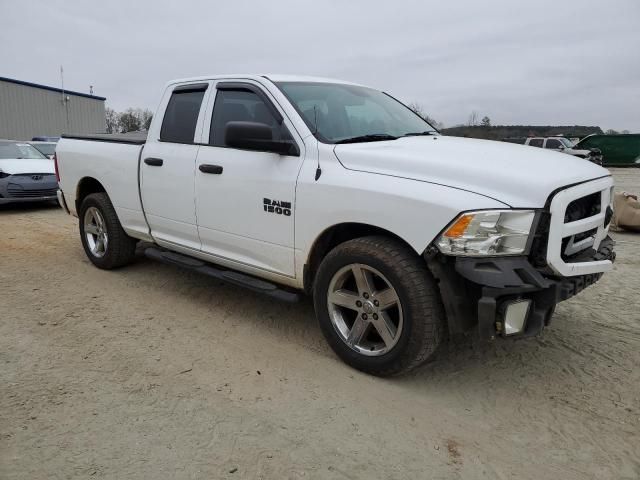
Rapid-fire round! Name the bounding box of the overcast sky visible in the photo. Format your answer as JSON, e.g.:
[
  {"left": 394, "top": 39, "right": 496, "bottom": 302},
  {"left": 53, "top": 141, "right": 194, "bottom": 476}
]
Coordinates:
[{"left": 1, "top": 0, "right": 639, "bottom": 131}]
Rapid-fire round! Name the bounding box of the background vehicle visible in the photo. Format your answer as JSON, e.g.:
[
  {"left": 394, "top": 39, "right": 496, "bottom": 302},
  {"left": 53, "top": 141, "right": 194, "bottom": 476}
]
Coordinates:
[
  {"left": 31, "top": 136, "right": 60, "bottom": 142},
  {"left": 30, "top": 140, "right": 58, "bottom": 159},
  {"left": 55, "top": 75, "right": 615, "bottom": 376},
  {"left": 0, "top": 140, "right": 57, "bottom": 204},
  {"left": 505, "top": 136, "right": 603, "bottom": 165},
  {"left": 575, "top": 134, "right": 640, "bottom": 167}
]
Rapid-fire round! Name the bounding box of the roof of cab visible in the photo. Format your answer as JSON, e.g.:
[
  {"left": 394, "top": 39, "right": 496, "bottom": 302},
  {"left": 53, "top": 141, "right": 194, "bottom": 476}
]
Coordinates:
[{"left": 165, "top": 74, "right": 365, "bottom": 88}]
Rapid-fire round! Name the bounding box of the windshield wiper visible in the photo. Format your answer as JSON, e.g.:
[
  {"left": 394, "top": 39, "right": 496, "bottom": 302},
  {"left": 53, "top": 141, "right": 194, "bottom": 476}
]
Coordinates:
[
  {"left": 334, "top": 134, "right": 398, "bottom": 144},
  {"left": 402, "top": 131, "right": 438, "bottom": 137}
]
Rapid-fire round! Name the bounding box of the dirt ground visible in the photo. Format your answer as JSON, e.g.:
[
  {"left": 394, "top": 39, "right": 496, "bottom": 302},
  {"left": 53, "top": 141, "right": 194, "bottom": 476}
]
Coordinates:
[{"left": 1, "top": 169, "right": 638, "bottom": 480}]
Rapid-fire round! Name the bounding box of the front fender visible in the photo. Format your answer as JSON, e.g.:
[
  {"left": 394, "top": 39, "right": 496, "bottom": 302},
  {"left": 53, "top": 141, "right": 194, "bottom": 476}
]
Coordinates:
[{"left": 294, "top": 161, "right": 508, "bottom": 268}]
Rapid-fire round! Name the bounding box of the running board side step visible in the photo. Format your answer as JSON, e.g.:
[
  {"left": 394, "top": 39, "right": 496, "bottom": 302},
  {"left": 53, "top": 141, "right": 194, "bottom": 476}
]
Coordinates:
[{"left": 144, "top": 247, "right": 301, "bottom": 303}]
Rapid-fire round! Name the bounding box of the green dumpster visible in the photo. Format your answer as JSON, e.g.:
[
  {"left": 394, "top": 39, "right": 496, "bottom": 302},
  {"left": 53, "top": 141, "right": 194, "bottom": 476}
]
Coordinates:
[{"left": 574, "top": 134, "right": 640, "bottom": 167}]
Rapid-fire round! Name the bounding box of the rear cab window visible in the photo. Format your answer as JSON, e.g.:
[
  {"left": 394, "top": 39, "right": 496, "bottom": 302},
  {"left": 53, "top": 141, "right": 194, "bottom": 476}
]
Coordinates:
[{"left": 160, "top": 84, "right": 208, "bottom": 143}]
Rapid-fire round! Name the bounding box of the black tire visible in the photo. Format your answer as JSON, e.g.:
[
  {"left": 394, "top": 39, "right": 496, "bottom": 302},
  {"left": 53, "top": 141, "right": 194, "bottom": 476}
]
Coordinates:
[
  {"left": 79, "top": 192, "right": 137, "bottom": 269},
  {"left": 313, "top": 236, "right": 445, "bottom": 376}
]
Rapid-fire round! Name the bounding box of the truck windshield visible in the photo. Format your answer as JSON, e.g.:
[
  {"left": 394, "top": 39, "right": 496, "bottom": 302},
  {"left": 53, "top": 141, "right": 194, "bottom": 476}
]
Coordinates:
[
  {"left": 276, "top": 82, "right": 437, "bottom": 144},
  {"left": 0, "top": 141, "right": 48, "bottom": 159},
  {"left": 559, "top": 138, "right": 575, "bottom": 148}
]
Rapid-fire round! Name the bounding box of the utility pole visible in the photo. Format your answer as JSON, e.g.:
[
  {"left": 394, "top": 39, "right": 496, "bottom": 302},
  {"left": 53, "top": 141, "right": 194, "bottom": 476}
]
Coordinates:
[{"left": 60, "top": 65, "right": 65, "bottom": 104}]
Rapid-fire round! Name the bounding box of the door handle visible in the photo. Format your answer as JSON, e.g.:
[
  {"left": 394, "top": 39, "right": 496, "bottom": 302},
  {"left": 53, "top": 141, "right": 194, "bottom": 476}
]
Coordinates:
[
  {"left": 144, "top": 157, "right": 164, "bottom": 166},
  {"left": 199, "top": 164, "right": 223, "bottom": 174}
]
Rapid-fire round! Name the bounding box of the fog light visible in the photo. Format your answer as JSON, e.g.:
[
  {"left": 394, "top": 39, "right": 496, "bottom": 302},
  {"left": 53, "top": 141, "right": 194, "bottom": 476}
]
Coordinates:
[{"left": 502, "top": 299, "right": 531, "bottom": 336}]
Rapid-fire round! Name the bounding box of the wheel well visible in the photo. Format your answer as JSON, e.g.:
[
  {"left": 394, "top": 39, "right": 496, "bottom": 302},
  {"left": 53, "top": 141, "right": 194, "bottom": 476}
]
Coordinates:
[
  {"left": 303, "top": 223, "right": 414, "bottom": 294},
  {"left": 76, "top": 177, "right": 106, "bottom": 212}
]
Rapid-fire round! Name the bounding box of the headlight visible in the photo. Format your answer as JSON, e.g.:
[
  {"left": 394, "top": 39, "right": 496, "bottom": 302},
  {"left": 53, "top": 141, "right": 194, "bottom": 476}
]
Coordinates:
[{"left": 436, "top": 210, "right": 536, "bottom": 256}]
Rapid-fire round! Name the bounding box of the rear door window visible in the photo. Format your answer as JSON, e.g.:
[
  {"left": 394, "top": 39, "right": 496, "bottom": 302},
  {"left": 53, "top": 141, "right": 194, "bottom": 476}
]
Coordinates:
[
  {"left": 160, "top": 85, "right": 207, "bottom": 143},
  {"left": 528, "top": 138, "right": 544, "bottom": 148}
]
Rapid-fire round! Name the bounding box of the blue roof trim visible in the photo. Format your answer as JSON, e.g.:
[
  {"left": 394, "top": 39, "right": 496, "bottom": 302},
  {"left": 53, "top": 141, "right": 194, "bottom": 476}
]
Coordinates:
[{"left": 0, "top": 76, "right": 107, "bottom": 101}]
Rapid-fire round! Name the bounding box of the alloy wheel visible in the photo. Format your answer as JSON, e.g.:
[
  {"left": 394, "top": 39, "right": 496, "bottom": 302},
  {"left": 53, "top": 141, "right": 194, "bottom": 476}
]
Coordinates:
[
  {"left": 83, "top": 206, "right": 108, "bottom": 258},
  {"left": 327, "top": 263, "right": 404, "bottom": 356}
]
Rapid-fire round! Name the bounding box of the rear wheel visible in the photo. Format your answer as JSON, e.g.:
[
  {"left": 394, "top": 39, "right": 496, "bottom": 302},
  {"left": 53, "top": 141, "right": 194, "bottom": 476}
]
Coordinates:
[
  {"left": 79, "top": 193, "right": 137, "bottom": 269},
  {"left": 313, "top": 236, "right": 445, "bottom": 376}
]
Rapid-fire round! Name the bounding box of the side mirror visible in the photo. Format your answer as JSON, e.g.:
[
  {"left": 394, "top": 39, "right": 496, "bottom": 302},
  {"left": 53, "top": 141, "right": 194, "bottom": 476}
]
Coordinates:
[
  {"left": 224, "top": 121, "right": 299, "bottom": 156},
  {"left": 557, "top": 145, "right": 565, "bottom": 150}
]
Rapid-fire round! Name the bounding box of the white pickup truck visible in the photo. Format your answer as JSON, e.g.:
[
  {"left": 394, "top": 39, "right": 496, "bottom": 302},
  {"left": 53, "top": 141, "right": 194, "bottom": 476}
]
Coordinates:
[
  {"left": 56, "top": 74, "right": 615, "bottom": 376},
  {"left": 521, "top": 137, "right": 603, "bottom": 165}
]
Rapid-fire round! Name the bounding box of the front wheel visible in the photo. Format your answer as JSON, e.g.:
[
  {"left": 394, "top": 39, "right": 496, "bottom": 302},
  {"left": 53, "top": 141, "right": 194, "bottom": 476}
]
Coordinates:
[
  {"left": 313, "top": 236, "right": 445, "bottom": 376},
  {"left": 79, "top": 192, "right": 137, "bottom": 269}
]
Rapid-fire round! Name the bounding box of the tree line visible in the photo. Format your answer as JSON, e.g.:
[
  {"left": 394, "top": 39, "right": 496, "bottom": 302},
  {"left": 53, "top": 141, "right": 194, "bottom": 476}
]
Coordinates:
[
  {"left": 440, "top": 124, "right": 604, "bottom": 141},
  {"left": 105, "top": 107, "right": 153, "bottom": 134},
  {"left": 106, "top": 103, "right": 631, "bottom": 137},
  {"left": 408, "top": 103, "right": 491, "bottom": 130}
]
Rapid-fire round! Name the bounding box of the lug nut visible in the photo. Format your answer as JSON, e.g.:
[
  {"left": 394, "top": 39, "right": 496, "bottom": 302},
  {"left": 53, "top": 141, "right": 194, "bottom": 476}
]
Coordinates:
[
  {"left": 356, "top": 300, "right": 362, "bottom": 308},
  {"left": 373, "top": 300, "right": 379, "bottom": 307},
  {"left": 363, "top": 292, "right": 369, "bottom": 299},
  {"left": 362, "top": 313, "right": 368, "bottom": 320},
  {"left": 373, "top": 313, "right": 378, "bottom": 320}
]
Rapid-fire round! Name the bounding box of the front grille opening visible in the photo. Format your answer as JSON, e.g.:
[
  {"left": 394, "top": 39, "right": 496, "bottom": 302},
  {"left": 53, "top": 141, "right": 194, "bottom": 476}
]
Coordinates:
[
  {"left": 561, "top": 228, "right": 598, "bottom": 261},
  {"left": 573, "top": 228, "right": 598, "bottom": 244},
  {"left": 529, "top": 212, "right": 550, "bottom": 268},
  {"left": 7, "top": 183, "right": 58, "bottom": 198},
  {"left": 6, "top": 187, "right": 58, "bottom": 198},
  {"left": 564, "top": 192, "right": 601, "bottom": 223}
]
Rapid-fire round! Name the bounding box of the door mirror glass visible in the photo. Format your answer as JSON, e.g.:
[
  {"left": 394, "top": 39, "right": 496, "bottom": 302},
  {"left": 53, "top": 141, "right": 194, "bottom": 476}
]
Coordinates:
[
  {"left": 210, "top": 87, "right": 299, "bottom": 156},
  {"left": 225, "top": 121, "right": 298, "bottom": 156}
]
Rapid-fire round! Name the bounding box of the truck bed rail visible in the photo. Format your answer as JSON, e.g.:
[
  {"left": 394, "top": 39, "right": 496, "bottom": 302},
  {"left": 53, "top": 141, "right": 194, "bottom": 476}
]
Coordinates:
[{"left": 61, "top": 133, "right": 147, "bottom": 145}]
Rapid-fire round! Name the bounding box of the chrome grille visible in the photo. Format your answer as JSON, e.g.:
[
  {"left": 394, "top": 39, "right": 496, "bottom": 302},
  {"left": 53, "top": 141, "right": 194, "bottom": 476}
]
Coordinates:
[{"left": 546, "top": 177, "right": 613, "bottom": 276}]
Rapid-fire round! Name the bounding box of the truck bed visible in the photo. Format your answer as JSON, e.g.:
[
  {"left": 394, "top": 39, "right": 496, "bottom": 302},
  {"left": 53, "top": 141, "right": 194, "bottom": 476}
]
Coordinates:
[{"left": 56, "top": 133, "right": 151, "bottom": 241}]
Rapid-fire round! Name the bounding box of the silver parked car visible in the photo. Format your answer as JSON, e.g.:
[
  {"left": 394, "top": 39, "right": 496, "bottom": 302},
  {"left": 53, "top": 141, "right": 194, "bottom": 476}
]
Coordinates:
[{"left": 0, "top": 140, "right": 58, "bottom": 204}]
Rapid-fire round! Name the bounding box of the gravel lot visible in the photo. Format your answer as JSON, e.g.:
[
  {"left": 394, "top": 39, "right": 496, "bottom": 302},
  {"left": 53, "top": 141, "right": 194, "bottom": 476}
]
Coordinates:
[{"left": 1, "top": 169, "right": 638, "bottom": 480}]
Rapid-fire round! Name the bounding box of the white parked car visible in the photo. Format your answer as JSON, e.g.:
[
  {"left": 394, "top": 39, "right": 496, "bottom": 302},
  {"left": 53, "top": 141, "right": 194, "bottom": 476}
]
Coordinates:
[
  {"left": 523, "top": 136, "right": 603, "bottom": 165},
  {"left": 55, "top": 75, "right": 615, "bottom": 376},
  {"left": 0, "top": 140, "right": 57, "bottom": 204}
]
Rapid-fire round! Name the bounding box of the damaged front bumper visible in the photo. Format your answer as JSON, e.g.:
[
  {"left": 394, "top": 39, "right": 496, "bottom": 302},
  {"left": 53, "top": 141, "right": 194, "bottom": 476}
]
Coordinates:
[{"left": 426, "top": 236, "right": 615, "bottom": 341}]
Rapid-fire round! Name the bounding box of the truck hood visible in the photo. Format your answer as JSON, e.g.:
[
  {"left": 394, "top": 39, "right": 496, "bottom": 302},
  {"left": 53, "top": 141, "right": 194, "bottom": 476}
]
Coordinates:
[
  {"left": 0, "top": 158, "right": 54, "bottom": 175},
  {"left": 333, "top": 136, "right": 609, "bottom": 207}
]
